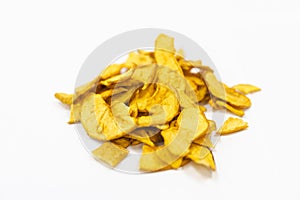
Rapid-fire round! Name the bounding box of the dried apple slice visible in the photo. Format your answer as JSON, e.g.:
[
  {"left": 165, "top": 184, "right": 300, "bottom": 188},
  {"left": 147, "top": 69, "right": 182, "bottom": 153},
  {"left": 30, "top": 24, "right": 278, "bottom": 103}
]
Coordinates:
[
  {"left": 80, "top": 93, "right": 128, "bottom": 141},
  {"left": 218, "top": 117, "right": 248, "bottom": 135},
  {"left": 215, "top": 100, "right": 245, "bottom": 117},
  {"left": 55, "top": 93, "right": 73, "bottom": 105},
  {"left": 155, "top": 34, "right": 183, "bottom": 75},
  {"left": 202, "top": 71, "right": 251, "bottom": 108},
  {"left": 232, "top": 84, "right": 261, "bottom": 94},
  {"left": 92, "top": 142, "right": 129, "bottom": 167},
  {"left": 186, "top": 144, "right": 216, "bottom": 170}
]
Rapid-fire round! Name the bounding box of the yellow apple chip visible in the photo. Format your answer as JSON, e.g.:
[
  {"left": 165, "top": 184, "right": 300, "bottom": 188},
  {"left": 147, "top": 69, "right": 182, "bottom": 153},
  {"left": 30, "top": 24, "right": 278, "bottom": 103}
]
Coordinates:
[
  {"left": 155, "top": 34, "right": 183, "bottom": 75},
  {"left": 55, "top": 93, "right": 73, "bottom": 105},
  {"left": 218, "top": 117, "right": 248, "bottom": 135},
  {"left": 80, "top": 93, "right": 126, "bottom": 141},
  {"left": 92, "top": 142, "right": 129, "bottom": 167},
  {"left": 187, "top": 144, "right": 216, "bottom": 170},
  {"left": 202, "top": 71, "right": 251, "bottom": 109},
  {"left": 215, "top": 100, "right": 245, "bottom": 117},
  {"left": 232, "top": 84, "right": 261, "bottom": 94}
]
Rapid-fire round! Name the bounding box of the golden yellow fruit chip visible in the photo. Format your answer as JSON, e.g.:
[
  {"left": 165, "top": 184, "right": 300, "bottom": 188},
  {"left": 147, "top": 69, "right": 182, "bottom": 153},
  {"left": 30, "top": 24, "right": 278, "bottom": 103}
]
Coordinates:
[
  {"left": 154, "top": 109, "right": 207, "bottom": 167},
  {"left": 55, "top": 93, "right": 73, "bottom": 105},
  {"left": 155, "top": 34, "right": 183, "bottom": 75},
  {"left": 232, "top": 84, "right": 261, "bottom": 94},
  {"left": 186, "top": 144, "right": 216, "bottom": 170},
  {"left": 202, "top": 71, "right": 251, "bottom": 109},
  {"left": 92, "top": 142, "right": 129, "bottom": 167},
  {"left": 215, "top": 100, "right": 245, "bottom": 117},
  {"left": 162, "top": 108, "right": 204, "bottom": 158},
  {"left": 80, "top": 93, "right": 127, "bottom": 141},
  {"left": 132, "top": 85, "right": 180, "bottom": 126},
  {"left": 111, "top": 102, "right": 136, "bottom": 133},
  {"left": 155, "top": 34, "right": 176, "bottom": 54},
  {"left": 224, "top": 84, "right": 252, "bottom": 109},
  {"left": 218, "top": 117, "right": 248, "bottom": 135}
]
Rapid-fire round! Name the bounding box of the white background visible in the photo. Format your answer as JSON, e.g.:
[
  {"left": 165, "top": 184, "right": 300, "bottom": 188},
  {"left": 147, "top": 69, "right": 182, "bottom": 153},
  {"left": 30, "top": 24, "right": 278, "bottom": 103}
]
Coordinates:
[{"left": 1, "top": 0, "right": 300, "bottom": 199}]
